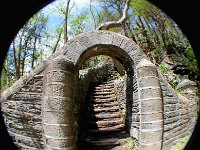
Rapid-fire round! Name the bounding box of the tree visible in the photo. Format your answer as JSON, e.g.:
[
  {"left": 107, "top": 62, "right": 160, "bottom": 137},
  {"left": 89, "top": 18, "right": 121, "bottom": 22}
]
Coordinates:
[
  {"left": 97, "top": 0, "right": 130, "bottom": 30},
  {"left": 1, "top": 0, "right": 199, "bottom": 91},
  {"left": 8, "top": 12, "right": 48, "bottom": 80}
]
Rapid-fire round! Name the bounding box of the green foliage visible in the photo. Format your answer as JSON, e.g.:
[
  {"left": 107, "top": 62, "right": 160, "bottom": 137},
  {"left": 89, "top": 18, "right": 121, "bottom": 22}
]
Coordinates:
[
  {"left": 125, "top": 137, "right": 136, "bottom": 150},
  {"left": 158, "top": 63, "right": 168, "bottom": 74},
  {"left": 81, "top": 55, "right": 109, "bottom": 69},
  {"left": 1, "top": 0, "right": 199, "bottom": 93},
  {"left": 158, "top": 63, "right": 184, "bottom": 94},
  {"left": 174, "top": 85, "right": 184, "bottom": 95},
  {"left": 150, "top": 43, "right": 165, "bottom": 64},
  {"left": 69, "top": 9, "right": 91, "bottom": 36},
  {"left": 171, "top": 134, "right": 191, "bottom": 150},
  {"left": 184, "top": 44, "right": 199, "bottom": 76},
  {"left": 166, "top": 40, "right": 199, "bottom": 81}
]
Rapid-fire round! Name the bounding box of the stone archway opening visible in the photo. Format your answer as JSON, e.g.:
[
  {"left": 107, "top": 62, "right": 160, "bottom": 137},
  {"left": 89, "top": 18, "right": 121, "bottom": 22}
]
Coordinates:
[
  {"left": 77, "top": 55, "right": 130, "bottom": 149},
  {"left": 74, "top": 45, "right": 136, "bottom": 149}
]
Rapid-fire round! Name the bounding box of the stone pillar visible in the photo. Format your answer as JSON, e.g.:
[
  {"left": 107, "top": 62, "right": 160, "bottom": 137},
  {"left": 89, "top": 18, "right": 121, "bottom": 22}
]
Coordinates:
[
  {"left": 43, "top": 55, "right": 76, "bottom": 150},
  {"left": 136, "top": 59, "right": 163, "bottom": 150}
]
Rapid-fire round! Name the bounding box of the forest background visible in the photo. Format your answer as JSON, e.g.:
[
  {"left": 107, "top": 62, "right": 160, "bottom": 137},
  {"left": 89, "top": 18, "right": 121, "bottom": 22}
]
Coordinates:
[{"left": 0, "top": 0, "right": 199, "bottom": 93}]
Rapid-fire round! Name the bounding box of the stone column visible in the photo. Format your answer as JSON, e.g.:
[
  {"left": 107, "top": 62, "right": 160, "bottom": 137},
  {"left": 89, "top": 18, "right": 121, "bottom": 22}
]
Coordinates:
[
  {"left": 43, "top": 55, "right": 76, "bottom": 150},
  {"left": 136, "top": 59, "right": 163, "bottom": 150}
]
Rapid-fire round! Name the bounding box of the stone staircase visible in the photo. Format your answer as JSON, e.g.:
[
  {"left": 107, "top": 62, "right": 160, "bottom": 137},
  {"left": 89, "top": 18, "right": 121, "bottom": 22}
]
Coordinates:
[{"left": 79, "top": 71, "right": 129, "bottom": 150}]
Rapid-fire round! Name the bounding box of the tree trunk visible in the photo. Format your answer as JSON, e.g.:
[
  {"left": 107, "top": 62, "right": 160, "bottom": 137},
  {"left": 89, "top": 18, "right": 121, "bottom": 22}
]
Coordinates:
[
  {"left": 64, "top": 0, "right": 71, "bottom": 43},
  {"left": 13, "top": 39, "right": 20, "bottom": 80},
  {"left": 123, "top": 20, "right": 132, "bottom": 38},
  {"left": 53, "top": 29, "right": 62, "bottom": 53},
  {"left": 31, "top": 37, "right": 37, "bottom": 69},
  {"left": 21, "top": 34, "right": 31, "bottom": 76}
]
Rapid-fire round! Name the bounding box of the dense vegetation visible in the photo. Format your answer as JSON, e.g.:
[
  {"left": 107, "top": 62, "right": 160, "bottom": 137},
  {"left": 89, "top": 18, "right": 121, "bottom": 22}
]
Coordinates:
[{"left": 0, "top": 0, "right": 199, "bottom": 93}]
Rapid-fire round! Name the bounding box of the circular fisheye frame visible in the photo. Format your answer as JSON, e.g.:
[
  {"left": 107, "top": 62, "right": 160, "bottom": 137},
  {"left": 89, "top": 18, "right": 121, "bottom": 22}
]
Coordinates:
[{"left": 0, "top": 0, "right": 199, "bottom": 149}]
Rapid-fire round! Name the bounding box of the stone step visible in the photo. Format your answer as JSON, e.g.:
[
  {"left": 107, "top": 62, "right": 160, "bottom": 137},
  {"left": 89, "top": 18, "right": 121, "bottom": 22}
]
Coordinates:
[
  {"left": 88, "top": 119, "right": 124, "bottom": 128},
  {"left": 86, "top": 130, "right": 129, "bottom": 140},
  {"left": 90, "top": 94, "right": 116, "bottom": 99},
  {"left": 80, "top": 70, "right": 128, "bottom": 149},
  {"left": 98, "top": 81, "right": 114, "bottom": 85},
  {"left": 89, "top": 98, "right": 116, "bottom": 103},
  {"left": 94, "top": 85, "right": 114, "bottom": 89},
  {"left": 85, "top": 131, "right": 129, "bottom": 140},
  {"left": 33, "top": 74, "right": 44, "bottom": 79},
  {"left": 90, "top": 91, "right": 114, "bottom": 95},
  {"left": 86, "top": 112, "right": 122, "bottom": 118},
  {"left": 86, "top": 124, "right": 125, "bottom": 133},
  {"left": 89, "top": 101, "right": 119, "bottom": 108},
  {"left": 84, "top": 137, "right": 127, "bottom": 146},
  {"left": 90, "top": 106, "right": 120, "bottom": 113},
  {"left": 101, "top": 79, "right": 114, "bottom": 83},
  {"left": 93, "top": 88, "right": 113, "bottom": 92},
  {"left": 94, "top": 113, "right": 122, "bottom": 119}
]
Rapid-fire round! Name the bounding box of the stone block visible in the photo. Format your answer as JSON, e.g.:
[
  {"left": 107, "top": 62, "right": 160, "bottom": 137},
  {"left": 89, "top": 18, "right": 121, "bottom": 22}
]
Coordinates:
[
  {"left": 132, "top": 114, "right": 140, "bottom": 122},
  {"left": 139, "top": 77, "right": 160, "bottom": 88},
  {"left": 88, "top": 32, "right": 101, "bottom": 45},
  {"left": 1, "top": 101, "right": 16, "bottom": 110},
  {"left": 132, "top": 52, "right": 146, "bottom": 66},
  {"left": 12, "top": 93, "right": 41, "bottom": 100},
  {"left": 140, "top": 129, "right": 162, "bottom": 144},
  {"left": 141, "top": 112, "right": 162, "bottom": 122},
  {"left": 164, "top": 116, "right": 179, "bottom": 125},
  {"left": 137, "top": 66, "right": 158, "bottom": 79},
  {"left": 130, "top": 128, "right": 139, "bottom": 139},
  {"left": 111, "top": 35, "right": 124, "bottom": 47},
  {"left": 178, "top": 109, "right": 189, "bottom": 116},
  {"left": 18, "top": 137, "right": 43, "bottom": 148},
  {"left": 99, "top": 32, "right": 114, "bottom": 44},
  {"left": 44, "top": 111, "right": 73, "bottom": 124},
  {"left": 141, "top": 99, "right": 162, "bottom": 113},
  {"left": 139, "top": 142, "right": 162, "bottom": 150},
  {"left": 46, "top": 136, "right": 74, "bottom": 148},
  {"left": 45, "top": 83, "right": 73, "bottom": 97},
  {"left": 44, "top": 125, "right": 74, "bottom": 138},
  {"left": 2, "top": 108, "right": 33, "bottom": 121},
  {"left": 15, "top": 101, "right": 41, "bottom": 114},
  {"left": 78, "top": 35, "right": 93, "bottom": 48},
  {"left": 132, "top": 101, "right": 139, "bottom": 109},
  {"left": 44, "top": 96, "right": 72, "bottom": 111},
  {"left": 131, "top": 122, "right": 140, "bottom": 129},
  {"left": 164, "top": 104, "right": 177, "bottom": 112},
  {"left": 119, "top": 39, "right": 135, "bottom": 53},
  {"left": 46, "top": 70, "right": 74, "bottom": 83},
  {"left": 140, "top": 88, "right": 161, "bottom": 100},
  {"left": 164, "top": 122, "right": 178, "bottom": 132},
  {"left": 163, "top": 138, "right": 176, "bottom": 149},
  {"left": 141, "top": 120, "right": 163, "bottom": 130},
  {"left": 132, "top": 107, "right": 140, "bottom": 113},
  {"left": 164, "top": 111, "right": 179, "bottom": 119},
  {"left": 46, "top": 56, "right": 75, "bottom": 72},
  {"left": 163, "top": 97, "right": 178, "bottom": 104}
]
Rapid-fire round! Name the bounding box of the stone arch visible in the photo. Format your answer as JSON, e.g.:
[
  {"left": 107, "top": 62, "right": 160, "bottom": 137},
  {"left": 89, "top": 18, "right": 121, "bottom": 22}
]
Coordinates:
[{"left": 43, "top": 31, "right": 163, "bottom": 150}]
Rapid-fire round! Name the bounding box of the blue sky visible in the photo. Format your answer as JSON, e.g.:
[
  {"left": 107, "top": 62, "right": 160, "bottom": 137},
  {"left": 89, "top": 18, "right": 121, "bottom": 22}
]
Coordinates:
[{"left": 42, "top": 0, "right": 94, "bottom": 33}]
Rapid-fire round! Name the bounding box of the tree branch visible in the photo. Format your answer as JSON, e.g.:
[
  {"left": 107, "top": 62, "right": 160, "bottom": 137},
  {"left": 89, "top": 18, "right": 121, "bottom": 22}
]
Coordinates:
[
  {"left": 90, "top": 0, "right": 96, "bottom": 30},
  {"left": 97, "top": 0, "right": 130, "bottom": 30}
]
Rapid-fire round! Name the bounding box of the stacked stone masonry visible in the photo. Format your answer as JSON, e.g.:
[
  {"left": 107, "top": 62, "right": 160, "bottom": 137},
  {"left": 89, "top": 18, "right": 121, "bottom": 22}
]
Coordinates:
[
  {"left": 1, "top": 73, "right": 44, "bottom": 149},
  {"left": 0, "top": 31, "right": 199, "bottom": 150}
]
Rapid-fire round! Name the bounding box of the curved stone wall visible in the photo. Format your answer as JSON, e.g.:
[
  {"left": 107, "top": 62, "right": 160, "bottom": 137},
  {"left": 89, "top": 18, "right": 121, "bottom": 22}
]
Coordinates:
[{"left": 0, "top": 31, "right": 198, "bottom": 150}]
